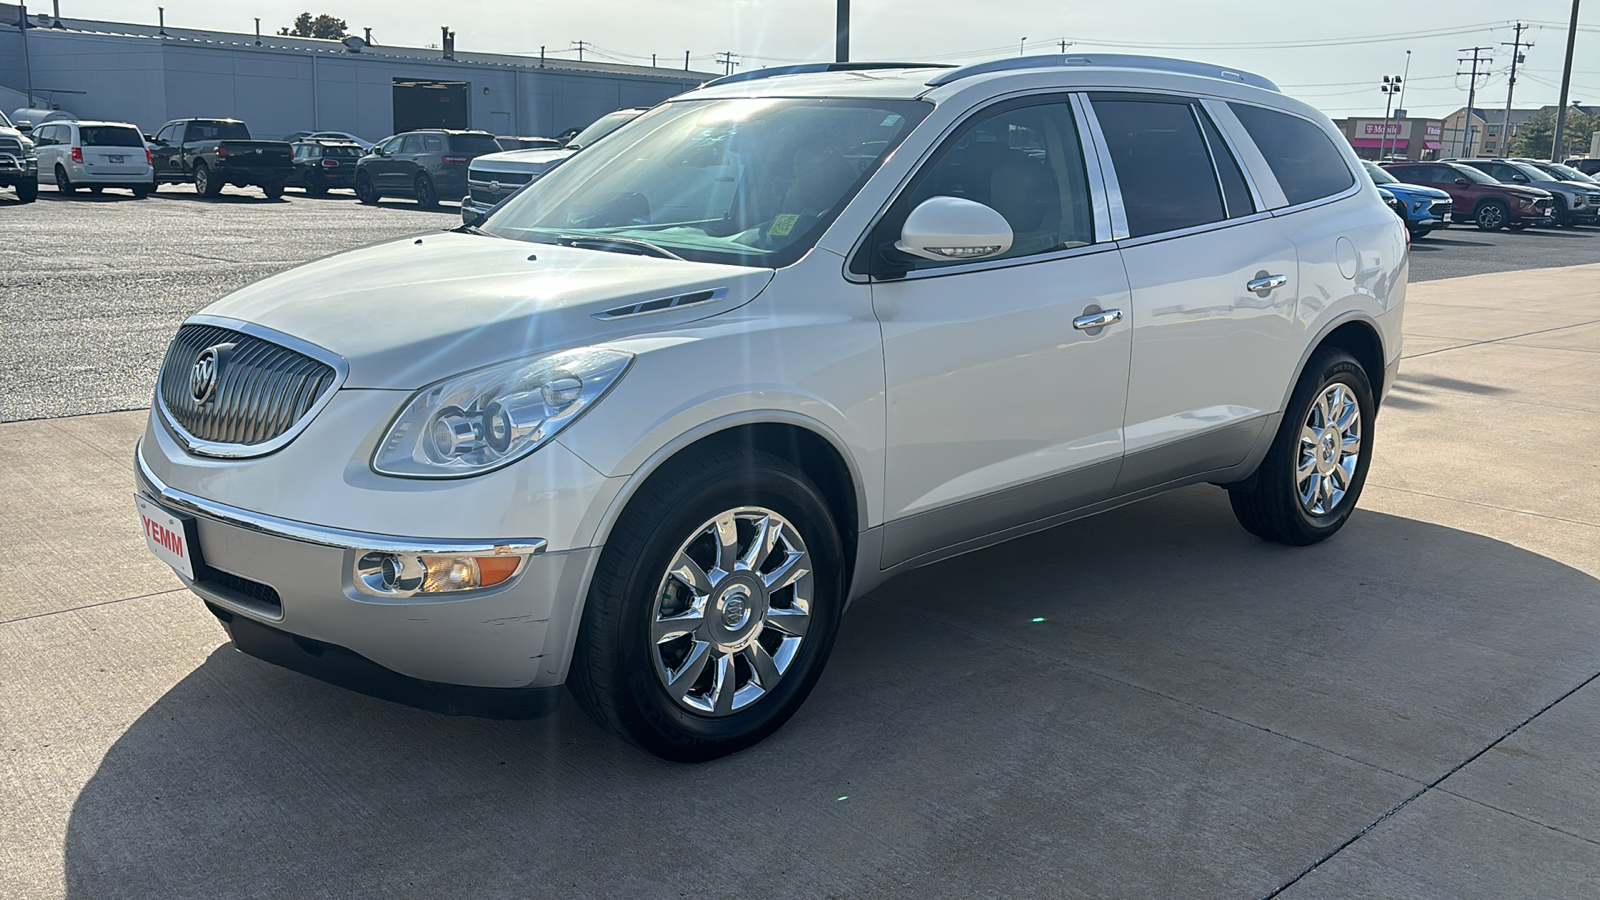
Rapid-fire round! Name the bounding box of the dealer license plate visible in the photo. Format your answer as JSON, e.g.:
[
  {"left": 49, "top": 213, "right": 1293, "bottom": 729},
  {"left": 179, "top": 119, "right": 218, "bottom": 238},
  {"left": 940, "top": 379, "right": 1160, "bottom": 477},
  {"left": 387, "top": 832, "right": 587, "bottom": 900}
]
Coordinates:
[{"left": 136, "top": 495, "right": 196, "bottom": 580}]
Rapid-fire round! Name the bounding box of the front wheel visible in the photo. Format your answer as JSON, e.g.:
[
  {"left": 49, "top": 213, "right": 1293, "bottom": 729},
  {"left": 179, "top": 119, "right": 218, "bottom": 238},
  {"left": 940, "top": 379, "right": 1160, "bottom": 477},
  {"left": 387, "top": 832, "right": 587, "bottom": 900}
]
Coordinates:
[
  {"left": 355, "top": 172, "right": 378, "bottom": 205},
  {"left": 1228, "top": 349, "right": 1375, "bottom": 546},
  {"left": 569, "top": 449, "right": 845, "bottom": 762},
  {"left": 262, "top": 181, "right": 284, "bottom": 200},
  {"left": 1408, "top": 226, "right": 1432, "bottom": 239},
  {"left": 14, "top": 179, "right": 37, "bottom": 202},
  {"left": 1475, "top": 200, "right": 1508, "bottom": 231}
]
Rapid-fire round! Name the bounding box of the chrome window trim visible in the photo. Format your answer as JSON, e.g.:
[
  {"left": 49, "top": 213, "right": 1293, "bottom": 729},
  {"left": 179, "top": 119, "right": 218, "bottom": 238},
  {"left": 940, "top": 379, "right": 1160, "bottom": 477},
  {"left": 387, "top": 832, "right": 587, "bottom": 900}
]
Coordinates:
[
  {"left": 1076, "top": 94, "right": 1131, "bottom": 240},
  {"left": 845, "top": 88, "right": 1112, "bottom": 284},
  {"left": 1111, "top": 209, "right": 1278, "bottom": 251},
  {"left": 1068, "top": 93, "right": 1116, "bottom": 243},
  {"left": 135, "top": 445, "right": 547, "bottom": 557},
  {"left": 155, "top": 314, "right": 351, "bottom": 460},
  {"left": 1199, "top": 98, "right": 1289, "bottom": 210}
]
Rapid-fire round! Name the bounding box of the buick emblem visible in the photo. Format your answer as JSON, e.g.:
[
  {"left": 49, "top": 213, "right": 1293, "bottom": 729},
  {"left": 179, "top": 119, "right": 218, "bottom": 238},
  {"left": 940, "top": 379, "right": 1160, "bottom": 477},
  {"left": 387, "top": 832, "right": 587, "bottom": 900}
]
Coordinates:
[{"left": 189, "top": 343, "right": 232, "bottom": 403}]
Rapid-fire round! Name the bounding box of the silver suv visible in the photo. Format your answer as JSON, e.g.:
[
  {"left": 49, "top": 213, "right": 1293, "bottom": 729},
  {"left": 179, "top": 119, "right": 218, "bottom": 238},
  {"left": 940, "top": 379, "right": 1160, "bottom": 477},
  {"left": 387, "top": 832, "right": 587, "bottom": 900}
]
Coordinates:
[{"left": 137, "top": 55, "right": 1406, "bottom": 760}]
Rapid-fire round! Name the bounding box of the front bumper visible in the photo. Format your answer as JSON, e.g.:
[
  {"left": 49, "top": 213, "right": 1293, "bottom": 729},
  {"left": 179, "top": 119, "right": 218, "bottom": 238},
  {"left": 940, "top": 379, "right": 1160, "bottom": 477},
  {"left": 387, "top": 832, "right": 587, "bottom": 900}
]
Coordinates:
[{"left": 136, "top": 436, "right": 603, "bottom": 708}]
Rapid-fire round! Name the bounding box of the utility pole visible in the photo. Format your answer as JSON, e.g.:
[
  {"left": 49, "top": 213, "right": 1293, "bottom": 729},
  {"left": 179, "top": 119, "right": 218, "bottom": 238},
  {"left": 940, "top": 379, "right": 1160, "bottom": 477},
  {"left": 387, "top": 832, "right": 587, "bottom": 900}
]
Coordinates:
[
  {"left": 1379, "top": 75, "right": 1403, "bottom": 160},
  {"left": 716, "top": 51, "right": 741, "bottom": 76},
  {"left": 1059, "top": 39, "right": 1070, "bottom": 53},
  {"left": 1456, "top": 46, "right": 1493, "bottom": 156},
  {"left": 1500, "top": 22, "right": 1530, "bottom": 155},
  {"left": 1552, "top": 0, "right": 1582, "bottom": 160},
  {"left": 835, "top": 0, "right": 849, "bottom": 63},
  {"left": 18, "top": 3, "right": 33, "bottom": 107},
  {"left": 572, "top": 39, "right": 589, "bottom": 62}
]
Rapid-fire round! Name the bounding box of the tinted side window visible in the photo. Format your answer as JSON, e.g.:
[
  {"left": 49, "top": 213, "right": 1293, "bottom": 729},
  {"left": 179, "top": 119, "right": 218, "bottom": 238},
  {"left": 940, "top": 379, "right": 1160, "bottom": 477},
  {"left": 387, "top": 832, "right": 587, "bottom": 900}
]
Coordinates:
[
  {"left": 1092, "top": 97, "right": 1227, "bottom": 238},
  {"left": 868, "top": 99, "right": 1095, "bottom": 273},
  {"left": 422, "top": 134, "right": 445, "bottom": 152},
  {"left": 400, "top": 134, "right": 424, "bottom": 154},
  {"left": 1229, "top": 103, "right": 1355, "bottom": 206},
  {"left": 156, "top": 124, "right": 179, "bottom": 144},
  {"left": 80, "top": 126, "right": 143, "bottom": 147}
]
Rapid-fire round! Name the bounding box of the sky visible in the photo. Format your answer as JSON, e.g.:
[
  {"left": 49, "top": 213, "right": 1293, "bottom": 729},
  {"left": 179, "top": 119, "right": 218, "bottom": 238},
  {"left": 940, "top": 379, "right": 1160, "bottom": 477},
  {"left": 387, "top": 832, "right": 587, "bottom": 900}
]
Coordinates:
[{"left": 54, "top": 0, "right": 1600, "bottom": 119}]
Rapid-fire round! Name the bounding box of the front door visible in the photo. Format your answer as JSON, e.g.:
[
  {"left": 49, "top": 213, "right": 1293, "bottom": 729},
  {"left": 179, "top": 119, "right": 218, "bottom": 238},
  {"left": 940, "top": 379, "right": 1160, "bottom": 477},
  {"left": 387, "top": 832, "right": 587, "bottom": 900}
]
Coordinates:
[
  {"left": 151, "top": 123, "right": 184, "bottom": 181},
  {"left": 868, "top": 96, "right": 1132, "bottom": 569}
]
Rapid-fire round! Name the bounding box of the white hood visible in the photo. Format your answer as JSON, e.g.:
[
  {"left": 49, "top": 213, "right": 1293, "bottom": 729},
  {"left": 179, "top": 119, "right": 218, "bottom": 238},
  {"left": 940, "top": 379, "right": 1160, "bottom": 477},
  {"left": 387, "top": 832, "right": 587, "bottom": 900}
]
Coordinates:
[{"left": 197, "top": 232, "right": 773, "bottom": 389}]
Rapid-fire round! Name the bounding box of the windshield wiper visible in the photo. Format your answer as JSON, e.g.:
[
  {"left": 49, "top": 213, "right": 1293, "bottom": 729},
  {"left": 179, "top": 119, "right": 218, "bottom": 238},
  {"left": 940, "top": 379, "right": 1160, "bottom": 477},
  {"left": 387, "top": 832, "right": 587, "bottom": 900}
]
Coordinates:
[{"left": 555, "top": 234, "right": 684, "bottom": 261}]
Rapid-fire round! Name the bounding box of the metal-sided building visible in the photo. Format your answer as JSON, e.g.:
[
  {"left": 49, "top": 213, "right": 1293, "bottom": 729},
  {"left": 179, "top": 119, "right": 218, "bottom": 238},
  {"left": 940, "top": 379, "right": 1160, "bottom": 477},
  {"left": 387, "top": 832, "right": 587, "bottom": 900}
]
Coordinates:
[{"left": 1, "top": 3, "right": 714, "bottom": 141}]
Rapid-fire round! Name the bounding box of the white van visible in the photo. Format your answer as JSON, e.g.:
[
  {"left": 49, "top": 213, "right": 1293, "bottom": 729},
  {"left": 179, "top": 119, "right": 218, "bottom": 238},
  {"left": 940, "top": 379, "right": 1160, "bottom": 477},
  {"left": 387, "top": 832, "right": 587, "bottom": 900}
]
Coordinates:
[{"left": 33, "top": 120, "right": 155, "bottom": 196}]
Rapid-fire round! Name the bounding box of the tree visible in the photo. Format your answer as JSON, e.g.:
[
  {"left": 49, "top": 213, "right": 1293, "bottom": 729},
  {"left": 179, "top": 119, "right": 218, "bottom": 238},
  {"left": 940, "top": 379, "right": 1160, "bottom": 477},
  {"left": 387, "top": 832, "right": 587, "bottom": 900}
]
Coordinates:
[
  {"left": 285, "top": 12, "right": 348, "bottom": 40},
  {"left": 1509, "top": 108, "right": 1598, "bottom": 159}
]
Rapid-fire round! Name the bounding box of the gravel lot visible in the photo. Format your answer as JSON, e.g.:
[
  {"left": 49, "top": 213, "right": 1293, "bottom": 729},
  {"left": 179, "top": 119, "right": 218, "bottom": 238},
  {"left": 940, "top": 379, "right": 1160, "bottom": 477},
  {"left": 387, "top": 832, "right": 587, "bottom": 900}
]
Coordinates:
[{"left": 3, "top": 183, "right": 1599, "bottom": 423}]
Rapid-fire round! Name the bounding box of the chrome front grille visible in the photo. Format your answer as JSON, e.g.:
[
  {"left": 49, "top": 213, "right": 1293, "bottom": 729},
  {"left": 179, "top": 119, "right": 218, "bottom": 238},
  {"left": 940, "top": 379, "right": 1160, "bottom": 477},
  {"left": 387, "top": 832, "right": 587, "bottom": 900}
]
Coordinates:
[{"left": 157, "top": 322, "right": 343, "bottom": 457}]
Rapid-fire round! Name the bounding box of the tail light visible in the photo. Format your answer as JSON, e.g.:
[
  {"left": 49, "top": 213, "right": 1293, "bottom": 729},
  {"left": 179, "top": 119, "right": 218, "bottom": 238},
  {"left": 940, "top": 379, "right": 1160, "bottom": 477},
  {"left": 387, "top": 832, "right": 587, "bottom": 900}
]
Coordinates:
[
  {"left": 442, "top": 155, "right": 468, "bottom": 166},
  {"left": 321, "top": 159, "right": 340, "bottom": 167},
  {"left": 217, "top": 146, "right": 228, "bottom": 159},
  {"left": 71, "top": 147, "right": 83, "bottom": 163},
  {"left": 145, "top": 148, "right": 153, "bottom": 165}
]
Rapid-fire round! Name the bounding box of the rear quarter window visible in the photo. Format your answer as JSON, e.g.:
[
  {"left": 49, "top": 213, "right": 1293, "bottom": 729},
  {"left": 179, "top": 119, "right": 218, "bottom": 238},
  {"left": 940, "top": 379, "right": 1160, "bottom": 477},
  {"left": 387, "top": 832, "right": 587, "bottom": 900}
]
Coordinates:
[{"left": 1229, "top": 104, "right": 1355, "bottom": 207}]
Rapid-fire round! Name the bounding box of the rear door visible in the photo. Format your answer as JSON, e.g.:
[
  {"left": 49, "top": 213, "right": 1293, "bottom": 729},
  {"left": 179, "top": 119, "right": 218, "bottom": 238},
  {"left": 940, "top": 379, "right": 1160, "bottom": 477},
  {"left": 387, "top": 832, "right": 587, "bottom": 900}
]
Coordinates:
[
  {"left": 79, "top": 125, "right": 146, "bottom": 176},
  {"left": 1087, "top": 92, "right": 1300, "bottom": 494}
]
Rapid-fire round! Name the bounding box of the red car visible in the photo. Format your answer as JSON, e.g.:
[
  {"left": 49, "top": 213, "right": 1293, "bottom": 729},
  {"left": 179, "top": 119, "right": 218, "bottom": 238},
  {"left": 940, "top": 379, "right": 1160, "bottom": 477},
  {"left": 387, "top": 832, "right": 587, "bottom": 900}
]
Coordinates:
[{"left": 1382, "top": 161, "right": 1553, "bottom": 231}]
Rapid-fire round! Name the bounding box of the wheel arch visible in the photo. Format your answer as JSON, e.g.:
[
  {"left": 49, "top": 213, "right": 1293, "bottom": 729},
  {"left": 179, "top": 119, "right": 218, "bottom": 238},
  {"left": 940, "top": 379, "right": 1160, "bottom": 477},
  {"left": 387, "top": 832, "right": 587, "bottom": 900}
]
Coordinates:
[{"left": 1285, "top": 314, "right": 1389, "bottom": 412}]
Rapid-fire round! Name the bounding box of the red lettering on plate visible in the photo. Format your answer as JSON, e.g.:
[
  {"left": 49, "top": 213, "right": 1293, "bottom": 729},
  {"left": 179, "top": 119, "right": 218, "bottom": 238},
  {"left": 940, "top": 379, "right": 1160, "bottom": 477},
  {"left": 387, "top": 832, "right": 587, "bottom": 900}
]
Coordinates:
[{"left": 142, "top": 515, "right": 183, "bottom": 558}]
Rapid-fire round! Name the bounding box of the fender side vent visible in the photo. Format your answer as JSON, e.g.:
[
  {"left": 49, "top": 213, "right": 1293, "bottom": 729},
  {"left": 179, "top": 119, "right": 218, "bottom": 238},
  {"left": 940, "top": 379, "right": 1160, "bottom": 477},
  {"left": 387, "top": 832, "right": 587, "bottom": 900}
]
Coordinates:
[{"left": 593, "top": 288, "right": 727, "bottom": 320}]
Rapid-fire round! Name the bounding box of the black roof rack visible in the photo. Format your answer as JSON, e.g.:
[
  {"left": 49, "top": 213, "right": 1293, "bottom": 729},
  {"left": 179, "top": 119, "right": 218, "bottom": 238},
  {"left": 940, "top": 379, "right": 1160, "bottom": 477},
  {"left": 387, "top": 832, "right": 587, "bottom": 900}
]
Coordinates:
[
  {"left": 924, "top": 54, "right": 1279, "bottom": 92},
  {"left": 701, "top": 62, "right": 950, "bottom": 89}
]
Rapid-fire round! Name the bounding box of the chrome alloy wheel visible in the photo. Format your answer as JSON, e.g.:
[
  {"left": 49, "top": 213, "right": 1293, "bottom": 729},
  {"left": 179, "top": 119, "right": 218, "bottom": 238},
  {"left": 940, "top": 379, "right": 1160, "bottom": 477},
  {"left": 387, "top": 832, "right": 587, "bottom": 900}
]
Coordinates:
[
  {"left": 651, "top": 507, "right": 813, "bottom": 716},
  {"left": 1298, "top": 383, "right": 1362, "bottom": 516}
]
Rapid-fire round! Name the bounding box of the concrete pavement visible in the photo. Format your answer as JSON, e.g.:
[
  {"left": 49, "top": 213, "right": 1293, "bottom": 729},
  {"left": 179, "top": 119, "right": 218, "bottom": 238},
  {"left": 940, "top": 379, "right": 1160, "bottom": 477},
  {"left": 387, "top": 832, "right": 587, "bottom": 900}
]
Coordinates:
[{"left": 2, "top": 264, "right": 1599, "bottom": 898}]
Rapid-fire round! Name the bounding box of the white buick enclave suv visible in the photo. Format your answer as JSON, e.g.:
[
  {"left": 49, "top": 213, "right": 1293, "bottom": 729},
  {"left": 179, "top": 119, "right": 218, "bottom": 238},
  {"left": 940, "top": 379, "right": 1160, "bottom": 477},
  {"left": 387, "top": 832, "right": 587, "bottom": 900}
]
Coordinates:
[{"left": 136, "top": 55, "right": 1406, "bottom": 760}]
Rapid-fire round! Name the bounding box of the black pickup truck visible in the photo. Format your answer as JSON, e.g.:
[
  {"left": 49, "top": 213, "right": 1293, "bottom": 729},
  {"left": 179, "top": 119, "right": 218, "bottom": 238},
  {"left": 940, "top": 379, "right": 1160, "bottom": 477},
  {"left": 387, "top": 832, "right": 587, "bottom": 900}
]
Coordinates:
[{"left": 148, "top": 118, "right": 294, "bottom": 198}]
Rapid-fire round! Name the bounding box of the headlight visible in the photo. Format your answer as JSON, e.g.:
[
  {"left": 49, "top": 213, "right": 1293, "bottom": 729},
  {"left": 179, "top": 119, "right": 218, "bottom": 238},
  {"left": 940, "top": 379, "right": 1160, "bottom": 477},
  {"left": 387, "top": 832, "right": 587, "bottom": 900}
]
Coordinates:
[{"left": 372, "top": 346, "right": 632, "bottom": 478}]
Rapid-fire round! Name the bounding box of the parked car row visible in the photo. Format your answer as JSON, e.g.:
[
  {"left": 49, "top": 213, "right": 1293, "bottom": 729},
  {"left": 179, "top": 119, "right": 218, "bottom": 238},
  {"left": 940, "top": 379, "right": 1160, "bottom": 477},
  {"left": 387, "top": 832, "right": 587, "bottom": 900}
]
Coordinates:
[{"left": 1371, "top": 157, "right": 1600, "bottom": 233}]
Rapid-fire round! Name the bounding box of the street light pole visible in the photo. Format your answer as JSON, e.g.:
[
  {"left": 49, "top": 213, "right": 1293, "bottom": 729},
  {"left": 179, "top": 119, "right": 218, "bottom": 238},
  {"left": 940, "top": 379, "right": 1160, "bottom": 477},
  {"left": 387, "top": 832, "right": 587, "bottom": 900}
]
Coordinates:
[
  {"left": 1552, "top": 0, "right": 1582, "bottom": 160},
  {"left": 835, "top": 0, "right": 848, "bottom": 63},
  {"left": 1379, "top": 75, "right": 1402, "bottom": 160},
  {"left": 1020, "top": 36, "right": 1028, "bottom": 56}
]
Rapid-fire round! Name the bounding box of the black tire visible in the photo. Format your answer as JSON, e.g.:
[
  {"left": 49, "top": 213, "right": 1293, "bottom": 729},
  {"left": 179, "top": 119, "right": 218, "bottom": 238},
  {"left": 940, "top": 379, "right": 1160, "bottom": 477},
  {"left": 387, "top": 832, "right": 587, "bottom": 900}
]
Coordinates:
[
  {"left": 131, "top": 182, "right": 152, "bottom": 198},
  {"left": 15, "top": 179, "right": 37, "bottom": 202},
  {"left": 414, "top": 173, "right": 438, "bottom": 208},
  {"left": 1408, "top": 226, "right": 1432, "bottom": 239},
  {"left": 1474, "top": 200, "right": 1508, "bottom": 231},
  {"left": 355, "top": 171, "right": 378, "bottom": 205},
  {"left": 262, "top": 181, "right": 284, "bottom": 200},
  {"left": 1228, "top": 349, "right": 1376, "bottom": 546},
  {"left": 55, "top": 165, "right": 77, "bottom": 193},
  {"left": 569, "top": 448, "right": 846, "bottom": 762},
  {"left": 304, "top": 183, "right": 327, "bottom": 196},
  {"left": 194, "top": 162, "right": 222, "bottom": 197},
  {"left": 1552, "top": 198, "right": 1573, "bottom": 227}
]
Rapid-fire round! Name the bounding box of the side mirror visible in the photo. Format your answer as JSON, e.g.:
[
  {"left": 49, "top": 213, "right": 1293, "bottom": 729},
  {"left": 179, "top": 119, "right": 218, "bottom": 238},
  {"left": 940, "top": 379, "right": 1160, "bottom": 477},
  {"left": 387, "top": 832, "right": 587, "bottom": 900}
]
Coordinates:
[
  {"left": 16, "top": 123, "right": 32, "bottom": 135},
  {"left": 1455, "top": 177, "right": 1471, "bottom": 186},
  {"left": 143, "top": 134, "right": 154, "bottom": 142},
  {"left": 1512, "top": 174, "right": 1529, "bottom": 183},
  {"left": 894, "top": 196, "right": 1014, "bottom": 262}
]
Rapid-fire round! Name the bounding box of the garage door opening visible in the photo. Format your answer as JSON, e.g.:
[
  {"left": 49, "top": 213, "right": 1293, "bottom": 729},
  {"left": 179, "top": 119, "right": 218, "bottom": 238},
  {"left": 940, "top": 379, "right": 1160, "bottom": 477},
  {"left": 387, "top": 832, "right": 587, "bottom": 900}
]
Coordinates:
[{"left": 393, "top": 79, "right": 470, "bottom": 132}]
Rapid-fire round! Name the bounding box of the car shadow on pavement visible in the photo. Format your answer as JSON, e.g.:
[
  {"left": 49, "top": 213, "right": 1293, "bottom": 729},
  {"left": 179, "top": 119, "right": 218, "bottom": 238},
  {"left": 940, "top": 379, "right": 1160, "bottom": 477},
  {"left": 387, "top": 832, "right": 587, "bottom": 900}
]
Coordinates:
[{"left": 60, "top": 486, "right": 1600, "bottom": 898}]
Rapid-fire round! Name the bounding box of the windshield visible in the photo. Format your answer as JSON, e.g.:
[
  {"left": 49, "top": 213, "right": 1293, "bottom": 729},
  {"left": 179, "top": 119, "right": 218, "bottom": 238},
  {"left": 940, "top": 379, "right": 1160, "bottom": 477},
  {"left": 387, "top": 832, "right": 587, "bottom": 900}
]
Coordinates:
[
  {"left": 482, "top": 97, "right": 932, "bottom": 269},
  {"left": 1362, "top": 161, "right": 1397, "bottom": 184},
  {"left": 1452, "top": 164, "right": 1497, "bottom": 185},
  {"left": 1548, "top": 162, "right": 1595, "bottom": 182},
  {"left": 0, "top": 109, "right": 12, "bottom": 129},
  {"left": 566, "top": 110, "right": 643, "bottom": 150},
  {"left": 1511, "top": 162, "right": 1557, "bottom": 182}
]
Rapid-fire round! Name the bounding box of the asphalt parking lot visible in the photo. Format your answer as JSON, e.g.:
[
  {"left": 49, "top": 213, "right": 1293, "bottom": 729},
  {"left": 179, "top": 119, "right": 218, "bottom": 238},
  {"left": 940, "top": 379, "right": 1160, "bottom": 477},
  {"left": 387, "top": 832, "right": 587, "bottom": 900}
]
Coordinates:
[{"left": 3, "top": 186, "right": 1600, "bottom": 898}]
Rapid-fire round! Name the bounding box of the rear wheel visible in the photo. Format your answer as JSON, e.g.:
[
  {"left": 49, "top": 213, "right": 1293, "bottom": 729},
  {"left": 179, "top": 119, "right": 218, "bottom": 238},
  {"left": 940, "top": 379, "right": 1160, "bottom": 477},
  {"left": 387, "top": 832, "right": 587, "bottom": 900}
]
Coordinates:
[
  {"left": 131, "top": 182, "right": 153, "bottom": 198},
  {"left": 194, "top": 162, "right": 222, "bottom": 197},
  {"left": 1474, "top": 200, "right": 1508, "bottom": 231},
  {"left": 569, "top": 448, "right": 845, "bottom": 762},
  {"left": 414, "top": 173, "right": 438, "bottom": 208},
  {"left": 355, "top": 171, "right": 378, "bottom": 205},
  {"left": 14, "top": 179, "right": 37, "bottom": 202},
  {"left": 304, "top": 183, "right": 327, "bottom": 196},
  {"left": 55, "top": 165, "right": 77, "bottom": 193},
  {"left": 1228, "top": 349, "right": 1375, "bottom": 546},
  {"left": 262, "top": 181, "right": 284, "bottom": 200}
]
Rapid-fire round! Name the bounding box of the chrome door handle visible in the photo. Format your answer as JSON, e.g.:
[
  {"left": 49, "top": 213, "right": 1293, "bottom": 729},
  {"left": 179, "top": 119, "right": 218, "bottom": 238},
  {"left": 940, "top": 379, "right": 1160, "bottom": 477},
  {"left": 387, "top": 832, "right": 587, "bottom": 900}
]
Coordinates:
[
  {"left": 1072, "top": 309, "right": 1123, "bottom": 330},
  {"left": 1247, "top": 274, "right": 1288, "bottom": 293}
]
